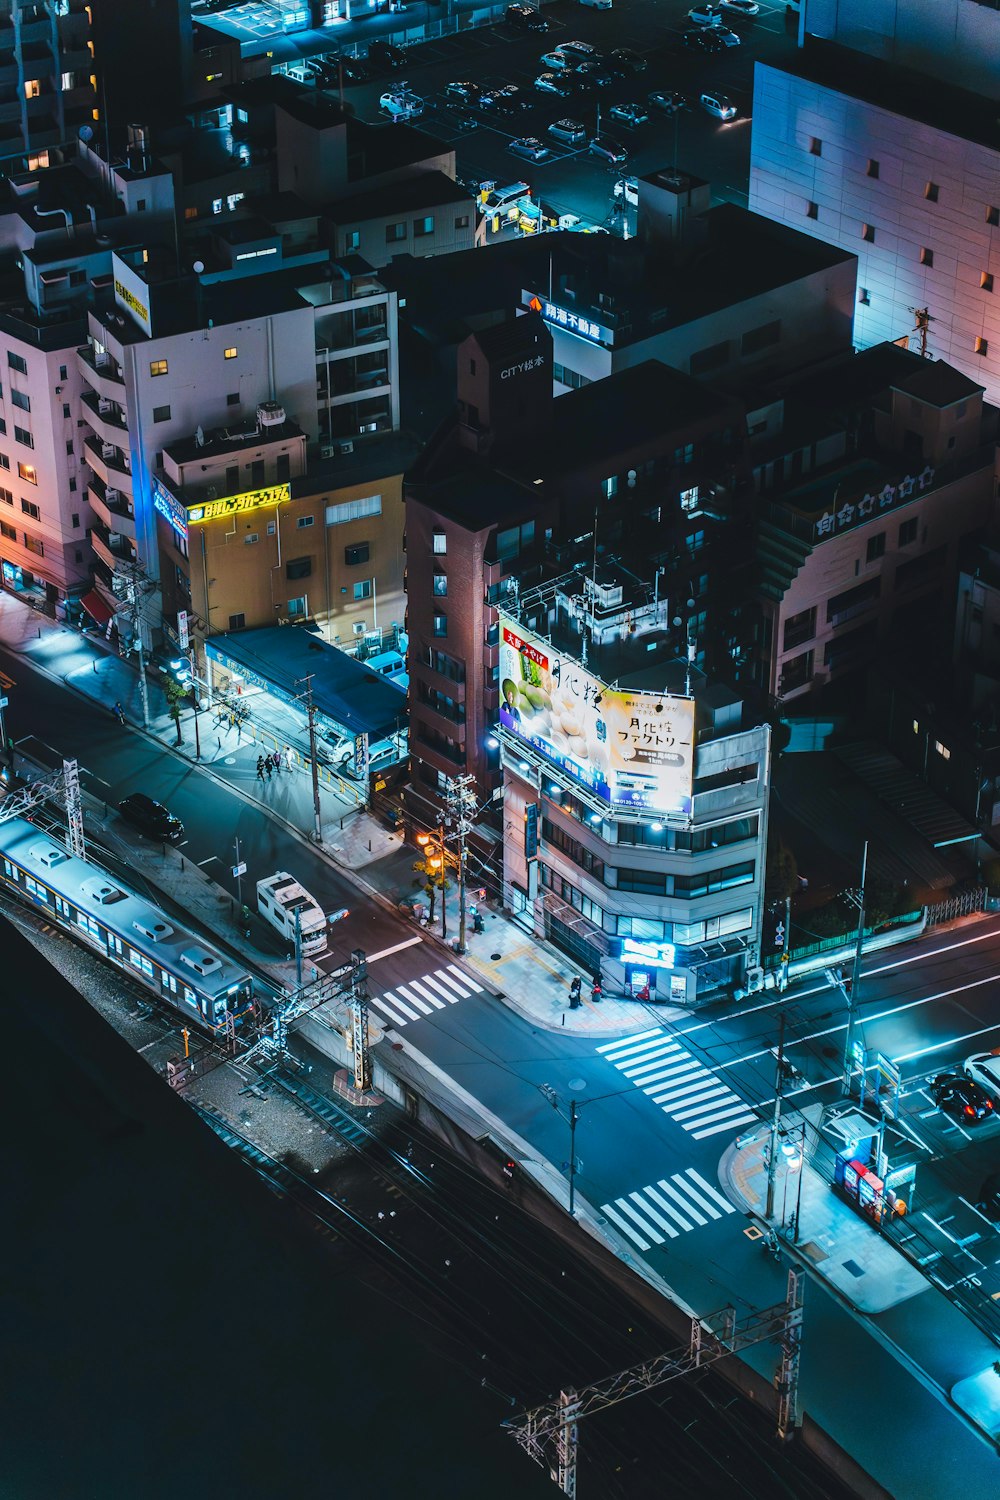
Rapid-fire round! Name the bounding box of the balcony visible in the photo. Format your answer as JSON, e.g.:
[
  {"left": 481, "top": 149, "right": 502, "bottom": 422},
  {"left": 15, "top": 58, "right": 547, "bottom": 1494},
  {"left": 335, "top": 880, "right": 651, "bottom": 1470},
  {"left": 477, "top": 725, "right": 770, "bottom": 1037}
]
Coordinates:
[
  {"left": 84, "top": 434, "right": 132, "bottom": 493},
  {"left": 87, "top": 476, "right": 135, "bottom": 538},
  {"left": 76, "top": 345, "right": 124, "bottom": 402},
  {"left": 90, "top": 521, "right": 135, "bottom": 574},
  {"left": 81, "top": 388, "right": 128, "bottom": 448}
]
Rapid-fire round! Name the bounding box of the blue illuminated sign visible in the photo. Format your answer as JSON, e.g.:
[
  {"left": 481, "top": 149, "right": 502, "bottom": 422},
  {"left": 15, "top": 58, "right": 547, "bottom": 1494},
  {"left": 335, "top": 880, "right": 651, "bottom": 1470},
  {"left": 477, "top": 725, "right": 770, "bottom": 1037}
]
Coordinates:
[{"left": 152, "top": 477, "right": 189, "bottom": 541}]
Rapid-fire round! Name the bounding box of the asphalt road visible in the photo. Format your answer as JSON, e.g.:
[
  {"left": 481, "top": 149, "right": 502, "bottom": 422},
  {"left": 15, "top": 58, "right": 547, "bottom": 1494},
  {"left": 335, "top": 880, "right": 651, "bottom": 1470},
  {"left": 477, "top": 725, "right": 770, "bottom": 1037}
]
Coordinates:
[{"left": 321, "top": 0, "right": 799, "bottom": 227}]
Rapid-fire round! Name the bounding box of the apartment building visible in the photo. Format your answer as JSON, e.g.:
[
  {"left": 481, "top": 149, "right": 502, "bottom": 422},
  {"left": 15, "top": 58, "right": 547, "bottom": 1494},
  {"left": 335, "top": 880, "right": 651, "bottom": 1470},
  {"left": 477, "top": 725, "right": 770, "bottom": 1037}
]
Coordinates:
[{"left": 0, "top": 0, "right": 96, "bottom": 174}]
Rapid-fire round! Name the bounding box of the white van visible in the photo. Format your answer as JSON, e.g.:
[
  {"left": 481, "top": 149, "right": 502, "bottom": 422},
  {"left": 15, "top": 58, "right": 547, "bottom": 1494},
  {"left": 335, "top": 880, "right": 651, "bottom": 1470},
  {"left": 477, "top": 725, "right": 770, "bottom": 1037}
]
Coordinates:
[{"left": 256, "top": 872, "right": 329, "bottom": 957}]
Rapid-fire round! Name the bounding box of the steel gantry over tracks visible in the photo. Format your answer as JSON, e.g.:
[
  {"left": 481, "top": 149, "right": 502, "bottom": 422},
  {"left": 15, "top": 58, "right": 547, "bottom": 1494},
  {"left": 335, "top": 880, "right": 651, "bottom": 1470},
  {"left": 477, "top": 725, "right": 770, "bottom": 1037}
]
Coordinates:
[{"left": 505, "top": 1269, "right": 804, "bottom": 1497}]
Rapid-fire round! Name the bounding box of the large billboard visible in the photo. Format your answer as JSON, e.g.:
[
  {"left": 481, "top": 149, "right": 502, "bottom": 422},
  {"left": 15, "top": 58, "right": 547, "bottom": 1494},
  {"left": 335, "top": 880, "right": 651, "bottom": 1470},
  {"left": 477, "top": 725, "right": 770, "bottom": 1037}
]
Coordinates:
[{"left": 498, "top": 615, "right": 694, "bottom": 816}]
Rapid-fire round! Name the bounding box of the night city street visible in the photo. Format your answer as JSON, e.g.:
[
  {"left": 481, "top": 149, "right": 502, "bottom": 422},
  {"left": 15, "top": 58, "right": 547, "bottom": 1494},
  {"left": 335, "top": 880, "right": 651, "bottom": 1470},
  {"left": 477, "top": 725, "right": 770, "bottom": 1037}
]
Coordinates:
[{"left": 4, "top": 1, "right": 1000, "bottom": 1496}]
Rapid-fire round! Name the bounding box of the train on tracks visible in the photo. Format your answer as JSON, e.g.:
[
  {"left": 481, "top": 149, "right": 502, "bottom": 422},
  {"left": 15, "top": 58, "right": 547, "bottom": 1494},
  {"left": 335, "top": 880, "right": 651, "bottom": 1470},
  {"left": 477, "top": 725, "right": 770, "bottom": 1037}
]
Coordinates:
[{"left": 0, "top": 817, "right": 255, "bottom": 1033}]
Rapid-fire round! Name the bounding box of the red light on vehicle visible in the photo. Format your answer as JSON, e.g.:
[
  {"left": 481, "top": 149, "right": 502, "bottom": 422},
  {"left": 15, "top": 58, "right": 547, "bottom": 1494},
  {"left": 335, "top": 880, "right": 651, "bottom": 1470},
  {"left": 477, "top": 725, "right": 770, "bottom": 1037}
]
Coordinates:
[{"left": 964, "top": 1105, "right": 976, "bottom": 1117}]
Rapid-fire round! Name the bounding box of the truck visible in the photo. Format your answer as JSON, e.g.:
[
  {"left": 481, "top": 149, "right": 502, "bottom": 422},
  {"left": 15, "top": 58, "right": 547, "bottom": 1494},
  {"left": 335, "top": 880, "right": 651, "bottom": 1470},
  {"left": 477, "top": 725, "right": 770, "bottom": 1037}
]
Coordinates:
[{"left": 256, "top": 872, "right": 329, "bottom": 957}]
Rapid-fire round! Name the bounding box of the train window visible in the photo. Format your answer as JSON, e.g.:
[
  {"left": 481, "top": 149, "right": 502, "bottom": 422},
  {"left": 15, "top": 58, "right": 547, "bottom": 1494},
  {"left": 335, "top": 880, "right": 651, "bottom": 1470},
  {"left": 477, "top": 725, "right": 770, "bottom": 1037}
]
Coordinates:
[
  {"left": 161, "top": 972, "right": 177, "bottom": 993},
  {"left": 183, "top": 985, "right": 197, "bottom": 1008},
  {"left": 2, "top": 857, "right": 13, "bottom": 878},
  {"left": 24, "top": 874, "right": 50, "bottom": 902},
  {"left": 55, "top": 895, "right": 71, "bottom": 918},
  {"left": 77, "top": 911, "right": 102, "bottom": 940},
  {"left": 108, "top": 934, "right": 123, "bottom": 955},
  {"left": 129, "top": 948, "right": 154, "bottom": 980}
]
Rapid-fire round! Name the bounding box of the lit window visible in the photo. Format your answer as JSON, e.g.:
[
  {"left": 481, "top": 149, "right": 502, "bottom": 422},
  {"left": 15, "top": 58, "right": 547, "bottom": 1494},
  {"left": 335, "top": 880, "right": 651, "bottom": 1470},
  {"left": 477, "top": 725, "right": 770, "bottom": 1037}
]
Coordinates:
[
  {"left": 433, "top": 612, "right": 447, "bottom": 636},
  {"left": 24, "top": 80, "right": 40, "bottom": 99},
  {"left": 433, "top": 574, "right": 447, "bottom": 596},
  {"left": 432, "top": 529, "right": 447, "bottom": 554},
  {"left": 976, "top": 336, "right": 989, "bottom": 357},
  {"left": 933, "top": 740, "right": 951, "bottom": 761},
  {"left": 149, "top": 359, "right": 168, "bottom": 377},
  {"left": 982, "top": 273, "right": 994, "bottom": 293},
  {"left": 17, "top": 463, "right": 36, "bottom": 485},
  {"left": 353, "top": 580, "right": 372, "bottom": 601},
  {"left": 224, "top": 347, "right": 237, "bottom": 360}
]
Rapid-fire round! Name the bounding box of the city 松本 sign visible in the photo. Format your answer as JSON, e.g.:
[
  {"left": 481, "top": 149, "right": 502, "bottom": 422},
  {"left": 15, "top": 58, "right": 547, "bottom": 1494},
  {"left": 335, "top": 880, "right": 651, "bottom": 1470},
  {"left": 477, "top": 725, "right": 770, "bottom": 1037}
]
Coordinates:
[
  {"left": 813, "top": 465, "right": 935, "bottom": 542},
  {"left": 187, "top": 482, "right": 291, "bottom": 525}
]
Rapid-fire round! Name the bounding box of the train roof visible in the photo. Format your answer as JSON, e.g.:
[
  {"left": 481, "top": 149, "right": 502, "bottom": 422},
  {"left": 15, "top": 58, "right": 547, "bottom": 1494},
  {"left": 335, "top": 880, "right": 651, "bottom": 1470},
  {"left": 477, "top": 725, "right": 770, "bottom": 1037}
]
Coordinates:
[{"left": 0, "top": 818, "right": 250, "bottom": 999}]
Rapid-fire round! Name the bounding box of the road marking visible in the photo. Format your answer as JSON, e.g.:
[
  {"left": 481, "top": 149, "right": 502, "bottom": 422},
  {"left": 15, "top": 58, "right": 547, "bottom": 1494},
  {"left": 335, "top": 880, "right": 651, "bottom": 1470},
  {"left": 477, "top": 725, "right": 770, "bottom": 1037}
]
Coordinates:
[
  {"left": 197, "top": 855, "right": 219, "bottom": 867},
  {"left": 602, "top": 1170, "right": 736, "bottom": 1247},
  {"left": 391, "top": 986, "right": 430, "bottom": 1017},
  {"left": 365, "top": 968, "right": 481, "bottom": 1027},
  {"left": 602, "top": 1201, "right": 651, "bottom": 1250},
  {"left": 367, "top": 935, "right": 424, "bottom": 963},
  {"left": 599, "top": 1029, "right": 756, "bottom": 1137}
]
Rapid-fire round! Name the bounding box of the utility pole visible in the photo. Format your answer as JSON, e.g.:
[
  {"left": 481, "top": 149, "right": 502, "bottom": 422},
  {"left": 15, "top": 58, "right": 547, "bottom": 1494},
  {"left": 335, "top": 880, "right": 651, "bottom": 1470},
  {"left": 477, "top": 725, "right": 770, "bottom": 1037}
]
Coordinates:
[
  {"left": 294, "top": 903, "right": 302, "bottom": 989},
  {"left": 765, "top": 1011, "right": 786, "bottom": 1223},
  {"left": 444, "top": 772, "right": 477, "bottom": 953},
  {"left": 842, "top": 840, "right": 868, "bottom": 1094},
  {"left": 568, "top": 1098, "right": 580, "bottom": 1218},
  {"left": 62, "top": 758, "right": 86, "bottom": 861},
  {"left": 297, "top": 673, "right": 323, "bottom": 844},
  {"left": 233, "top": 835, "right": 244, "bottom": 909},
  {"left": 117, "top": 558, "right": 153, "bottom": 731},
  {"left": 776, "top": 1268, "right": 804, "bottom": 1442},
  {"left": 350, "top": 947, "right": 371, "bottom": 1093}
]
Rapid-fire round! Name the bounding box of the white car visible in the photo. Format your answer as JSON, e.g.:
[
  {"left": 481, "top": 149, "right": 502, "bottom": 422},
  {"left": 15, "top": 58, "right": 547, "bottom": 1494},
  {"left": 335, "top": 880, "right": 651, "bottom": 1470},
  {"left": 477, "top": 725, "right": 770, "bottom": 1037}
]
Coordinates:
[
  {"left": 700, "top": 91, "right": 737, "bottom": 121},
  {"left": 379, "top": 88, "right": 424, "bottom": 118},
  {"left": 687, "top": 3, "right": 724, "bottom": 24},
  {"left": 720, "top": 0, "right": 759, "bottom": 13},
  {"left": 964, "top": 1051, "right": 1000, "bottom": 1101},
  {"left": 540, "top": 49, "right": 575, "bottom": 70}
]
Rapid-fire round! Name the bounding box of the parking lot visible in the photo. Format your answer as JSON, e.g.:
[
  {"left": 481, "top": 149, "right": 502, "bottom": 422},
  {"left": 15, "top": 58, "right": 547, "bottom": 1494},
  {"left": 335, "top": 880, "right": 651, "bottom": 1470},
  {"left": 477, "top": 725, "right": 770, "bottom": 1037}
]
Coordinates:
[{"left": 306, "top": 0, "right": 799, "bottom": 228}]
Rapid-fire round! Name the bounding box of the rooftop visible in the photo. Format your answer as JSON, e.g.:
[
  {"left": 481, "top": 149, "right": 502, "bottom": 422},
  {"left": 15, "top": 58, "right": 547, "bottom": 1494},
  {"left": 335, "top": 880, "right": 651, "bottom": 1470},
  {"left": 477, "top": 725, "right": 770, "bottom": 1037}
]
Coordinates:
[
  {"left": 328, "top": 170, "right": 473, "bottom": 225},
  {"left": 776, "top": 36, "right": 1000, "bottom": 150}
]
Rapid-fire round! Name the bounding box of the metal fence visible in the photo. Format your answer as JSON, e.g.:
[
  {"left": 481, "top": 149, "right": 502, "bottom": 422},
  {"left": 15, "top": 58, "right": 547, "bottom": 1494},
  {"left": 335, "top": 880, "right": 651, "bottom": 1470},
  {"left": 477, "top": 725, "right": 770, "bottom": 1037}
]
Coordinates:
[
  {"left": 924, "top": 886, "right": 988, "bottom": 927},
  {"left": 764, "top": 909, "right": 922, "bottom": 969}
]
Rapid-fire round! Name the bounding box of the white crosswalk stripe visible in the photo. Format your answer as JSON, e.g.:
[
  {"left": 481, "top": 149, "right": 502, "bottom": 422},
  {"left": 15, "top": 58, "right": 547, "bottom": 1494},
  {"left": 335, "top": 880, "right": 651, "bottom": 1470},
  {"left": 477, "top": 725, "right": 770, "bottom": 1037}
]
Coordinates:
[
  {"left": 602, "top": 1170, "right": 737, "bottom": 1247},
  {"left": 598, "top": 1028, "right": 756, "bottom": 1138},
  {"left": 367, "top": 967, "right": 484, "bottom": 1027}
]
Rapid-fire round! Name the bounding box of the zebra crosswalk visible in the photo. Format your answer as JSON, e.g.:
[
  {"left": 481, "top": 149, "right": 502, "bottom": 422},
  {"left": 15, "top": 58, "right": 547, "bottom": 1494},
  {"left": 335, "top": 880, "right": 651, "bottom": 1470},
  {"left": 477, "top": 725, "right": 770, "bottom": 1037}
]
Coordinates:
[
  {"left": 597, "top": 1028, "right": 756, "bottom": 1140},
  {"left": 367, "top": 964, "right": 483, "bottom": 1027},
  {"left": 601, "top": 1169, "right": 737, "bottom": 1250}
]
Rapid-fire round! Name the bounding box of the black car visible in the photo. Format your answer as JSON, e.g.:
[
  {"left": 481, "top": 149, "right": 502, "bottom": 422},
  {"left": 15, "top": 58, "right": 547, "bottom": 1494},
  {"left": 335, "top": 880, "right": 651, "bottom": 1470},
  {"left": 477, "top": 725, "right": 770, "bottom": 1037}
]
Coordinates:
[
  {"left": 683, "top": 28, "right": 727, "bottom": 52},
  {"left": 608, "top": 47, "right": 647, "bottom": 75},
  {"left": 977, "top": 1172, "right": 1000, "bottom": 1219},
  {"left": 574, "top": 60, "right": 614, "bottom": 87},
  {"left": 479, "top": 84, "right": 531, "bottom": 115},
  {"left": 368, "top": 40, "right": 407, "bottom": 70},
  {"left": 931, "top": 1072, "right": 995, "bottom": 1123},
  {"left": 338, "top": 56, "right": 371, "bottom": 83},
  {"left": 506, "top": 2, "right": 548, "bottom": 30},
  {"left": 119, "top": 792, "right": 184, "bottom": 844},
  {"left": 648, "top": 88, "right": 689, "bottom": 114}
]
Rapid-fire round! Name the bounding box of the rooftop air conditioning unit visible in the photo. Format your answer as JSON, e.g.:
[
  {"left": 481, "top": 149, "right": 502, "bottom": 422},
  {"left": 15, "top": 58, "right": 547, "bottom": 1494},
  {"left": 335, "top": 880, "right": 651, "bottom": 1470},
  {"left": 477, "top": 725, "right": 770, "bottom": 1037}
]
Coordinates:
[
  {"left": 320, "top": 443, "right": 336, "bottom": 459},
  {"left": 98, "top": 397, "right": 113, "bottom": 414},
  {"left": 339, "top": 441, "right": 354, "bottom": 455},
  {"left": 353, "top": 621, "right": 365, "bottom": 636},
  {"left": 257, "top": 401, "right": 285, "bottom": 429},
  {"left": 102, "top": 442, "right": 115, "bottom": 460}
]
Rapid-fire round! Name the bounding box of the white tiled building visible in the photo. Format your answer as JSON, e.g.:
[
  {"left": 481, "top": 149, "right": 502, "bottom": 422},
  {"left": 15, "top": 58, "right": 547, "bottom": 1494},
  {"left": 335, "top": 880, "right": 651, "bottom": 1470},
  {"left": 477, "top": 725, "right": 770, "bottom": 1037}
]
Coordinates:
[{"left": 749, "top": 36, "right": 1000, "bottom": 405}]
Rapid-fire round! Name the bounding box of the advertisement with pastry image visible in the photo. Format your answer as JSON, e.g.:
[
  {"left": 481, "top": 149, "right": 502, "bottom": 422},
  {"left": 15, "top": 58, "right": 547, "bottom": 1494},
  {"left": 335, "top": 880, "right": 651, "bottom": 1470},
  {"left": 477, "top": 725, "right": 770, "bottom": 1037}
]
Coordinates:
[{"left": 498, "top": 615, "right": 694, "bottom": 815}]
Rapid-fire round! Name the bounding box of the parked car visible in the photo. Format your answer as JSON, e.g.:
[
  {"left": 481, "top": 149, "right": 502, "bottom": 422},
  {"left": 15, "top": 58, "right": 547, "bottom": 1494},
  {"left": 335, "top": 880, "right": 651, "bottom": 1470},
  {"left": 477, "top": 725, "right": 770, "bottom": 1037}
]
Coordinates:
[
  {"left": 505, "top": 2, "right": 548, "bottom": 30},
  {"left": 574, "top": 60, "right": 614, "bottom": 86},
  {"left": 338, "top": 56, "right": 371, "bottom": 83},
  {"left": 613, "top": 175, "right": 639, "bottom": 206},
  {"left": 683, "top": 27, "right": 728, "bottom": 52},
  {"left": 977, "top": 1172, "right": 1000, "bottom": 1219},
  {"left": 931, "top": 1073, "right": 995, "bottom": 1123},
  {"left": 714, "top": 25, "right": 742, "bottom": 45},
  {"left": 687, "top": 2, "right": 723, "bottom": 22},
  {"left": 535, "top": 72, "right": 574, "bottom": 97},
  {"left": 699, "top": 90, "right": 738, "bottom": 120},
  {"left": 379, "top": 88, "right": 424, "bottom": 118},
  {"left": 509, "top": 135, "right": 549, "bottom": 161},
  {"left": 608, "top": 101, "right": 649, "bottom": 127},
  {"left": 541, "top": 49, "right": 576, "bottom": 70},
  {"left": 720, "top": 0, "right": 759, "bottom": 15},
  {"left": 445, "top": 80, "right": 482, "bottom": 102},
  {"left": 648, "top": 88, "right": 689, "bottom": 114},
  {"left": 119, "top": 792, "right": 184, "bottom": 844},
  {"left": 548, "top": 117, "right": 587, "bottom": 145},
  {"left": 480, "top": 83, "right": 531, "bottom": 114},
  {"left": 589, "top": 135, "right": 628, "bottom": 164},
  {"left": 367, "top": 40, "right": 407, "bottom": 70},
  {"left": 557, "top": 39, "right": 599, "bottom": 61},
  {"left": 965, "top": 1050, "right": 1000, "bottom": 1102},
  {"left": 607, "top": 47, "right": 646, "bottom": 75}
]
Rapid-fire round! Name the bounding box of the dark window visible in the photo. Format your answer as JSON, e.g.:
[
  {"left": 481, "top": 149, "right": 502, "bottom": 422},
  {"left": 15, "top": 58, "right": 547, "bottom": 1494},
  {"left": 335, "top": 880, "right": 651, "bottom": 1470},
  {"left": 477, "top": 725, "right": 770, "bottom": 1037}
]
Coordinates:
[
  {"left": 229, "top": 612, "right": 246, "bottom": 630},
  {"left": 413, "top": 216, "right": 434, "bottom": 237},
  {"left": 826, "top": 577, "right": 880, "bottom": 624},
  {"left": 7, "top": 352, "right": 27, "bottom": 375},
  {"left": 542, "top": 818, "right": 605, "bottom": 880},
  {"left": 20, "top": 498, "right": 39, "bottom": 519},
  {"left": 59, "top": 365, "right": 67, "bottom": 380},
  {"left": 925, "top": 182, "right": 939, "bottom": 202},
  {"left": 866, "top": 159, "right": 879, "bottom": 179},
  {"left": 689, "top": 340, "right": 730, "bottom": 376},
  {"left": 866, "top": 532, "right": 886, "bottom": 562},
  {"left": 989, "top": 205, "right": 1000, "bottom": 227},
  {"left": 226, "top": 392, "right": 240, "bottom": 406},
  {"left": 862, "top": 224, "right": 875, "bottom": 242},
  {"left": 783, "top": 605, "right": 816, "bottom": 651},
  {"left": 153, "top": 404, "right": 171, "bottom": 423},
  {"left": 693, "top": 763, "right": 758, "bottom": 796},
  {"left": 673, "top": 861, "right": 755, "bottom": 899},
  {"left": 344, "top": 541, "right": 370, "bottom": 566},
  {"left": 780, "top": 649, "right": 813, "bottom": 694},
  {"left": 898, "top": 517, "right": 918, "bottom": 547},
  {"left": 809, "top": 137, "right": 821, "bottom": 156},
  {"left": 286, "top": 556, "right": 312, "bottom": 581},
  {"left": 422, "top": 645, "right": 465, "bottom": 682},
  {"left": 62, "top": 403, "right": 70, "bottom": 418},
  {"left": 742, "top": 320, "right": 781, "bottom": 357},
  {"left": 976, "top": 336, "right": 989, "bottom": 356},
  {"left": 66, "top": 440, "right": 74, "bottom": 455},
  {"left": 455, "top": 215, "right": 470, "bottom": 229},
  {"left": 859, "top": 288, "right": 871, "bottom": 305},
  {"left": 983, "top": 272, "right": 994, "bottom": 293},
  {"left": 806, "top": 200, "right": 818, "bottom": 220},
  {"left": 920, "top": 247, "right": 933, "bottom": 267},
  {"left": 0, "top": 519, "right": 14, "bottom": 540},
  {"left": 433, "top": 612, "right": 447, "bottom": 636},
  {"left": 10, "top": 388, "right": 29, "bottom": 411},
  {"left": 14, "top": 426, "right": 33, "bottom": 448},
  {"left": 23, "top": 532, "right": 43, "bottom": 556},
  {"left": 385, "top": 222, "right": 406, "bottom": 243},
  {"left": 617, "top": 866, "right": 668, "bottom": 896},
  {"left": 71, "top": 513, "right": 79, "bottom": 528}
]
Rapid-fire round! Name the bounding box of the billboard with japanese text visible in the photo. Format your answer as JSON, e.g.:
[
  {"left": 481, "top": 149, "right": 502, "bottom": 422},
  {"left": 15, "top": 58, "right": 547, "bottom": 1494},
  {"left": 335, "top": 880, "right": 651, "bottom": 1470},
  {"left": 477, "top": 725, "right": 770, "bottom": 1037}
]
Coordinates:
[{"left": 498, "top": 615, "right": 694, "bottom": 816}]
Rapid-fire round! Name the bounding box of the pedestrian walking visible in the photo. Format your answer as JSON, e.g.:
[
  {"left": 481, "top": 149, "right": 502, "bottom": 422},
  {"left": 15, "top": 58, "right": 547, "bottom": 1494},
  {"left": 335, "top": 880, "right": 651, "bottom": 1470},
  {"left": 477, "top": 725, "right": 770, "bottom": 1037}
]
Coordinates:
[
  {"left": 256, "top": 756, "right": 265, "bottom": 783},
  {"left": 271, "top": 750, "right": 281, "bottom": 774},
  {"left": 265, "top": 758, "right": 273, "bottom": 780},
  {"left": 284, "top": 744, "right": 294, "bottom": 771}
]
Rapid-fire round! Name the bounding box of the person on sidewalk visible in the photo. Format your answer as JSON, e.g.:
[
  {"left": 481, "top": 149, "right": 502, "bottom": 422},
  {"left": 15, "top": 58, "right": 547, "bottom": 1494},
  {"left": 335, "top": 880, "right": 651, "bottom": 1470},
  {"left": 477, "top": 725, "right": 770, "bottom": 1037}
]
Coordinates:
[
  {"left": 271, "top": 750, "right": 281, "bottom": 774},
  {"left": 265, "top": 757, "right": 273, "bottom": 780},
  {"left": 284, "top": 744, "right": 294, "bottom": 772},
  {"left": 256, "top": 756, "right": 265, "bottom": 783},
  {"left": 591, "top": 978, "right": 602, "bottom": 1004},
  {"left": 569, "top": 976, "right": 582, "bottom": 1009}
]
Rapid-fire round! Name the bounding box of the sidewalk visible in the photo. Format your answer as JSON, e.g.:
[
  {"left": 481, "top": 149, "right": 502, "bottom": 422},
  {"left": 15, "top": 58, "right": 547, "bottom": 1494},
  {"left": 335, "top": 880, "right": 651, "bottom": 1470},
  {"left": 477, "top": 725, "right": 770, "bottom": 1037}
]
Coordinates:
[{"left": 723, "top": 1109, "right": 1000, "bottom": 1445}]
